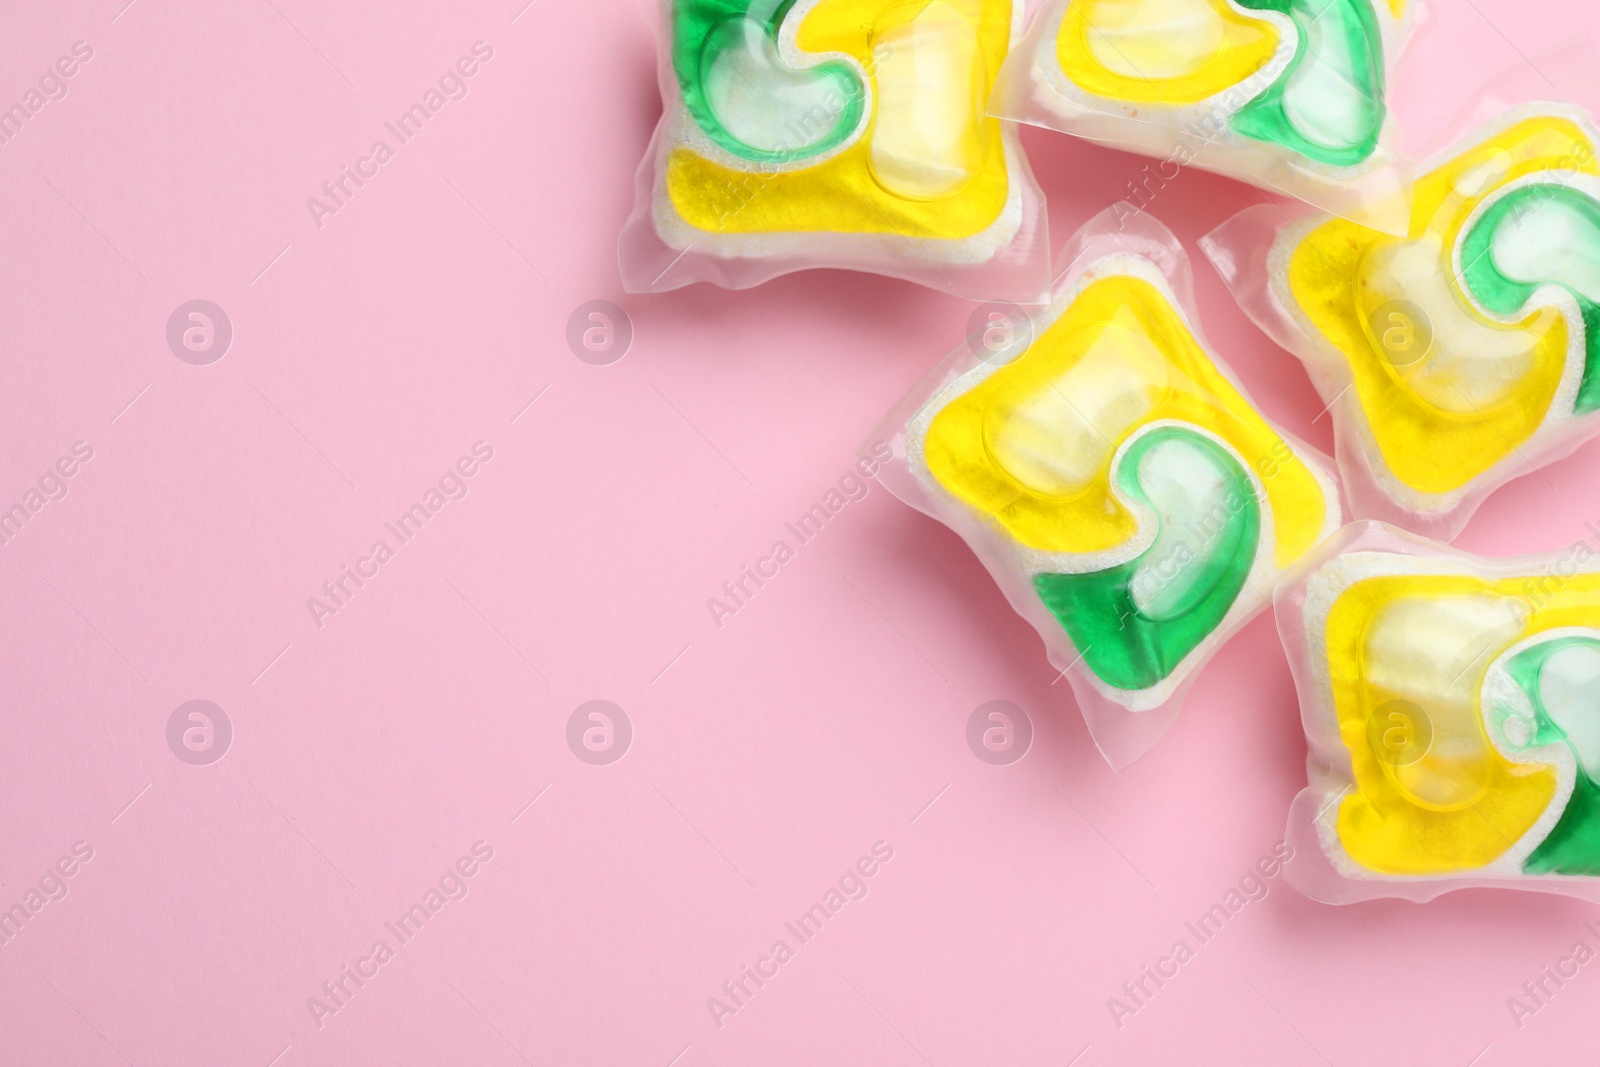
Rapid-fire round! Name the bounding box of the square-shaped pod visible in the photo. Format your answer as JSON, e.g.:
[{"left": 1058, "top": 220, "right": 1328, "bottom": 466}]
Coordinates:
[
  {"left": 866, "top": 205, "right": 1341, "bottom": 767},
  {"left": 1276, "top": 520, "right": 1600, "bottom": 903},
  {"left": 991, "top": 0, "right": 1423, "bottom": 232},
  {"left": 620, "top": 0, "right": 1051, "bottom": 300},
  {"left": 1205, "top": 100, "right": 1600, "bottom": 541}
]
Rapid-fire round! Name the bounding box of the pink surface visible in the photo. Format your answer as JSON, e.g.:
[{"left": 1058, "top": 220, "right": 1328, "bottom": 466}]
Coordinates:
[{"left": 5, "top": 2, "right": 1600, "bottom": 1065}]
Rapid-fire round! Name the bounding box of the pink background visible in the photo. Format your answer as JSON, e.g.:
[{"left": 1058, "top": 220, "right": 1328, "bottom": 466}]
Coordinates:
[{"left": 4, "top": 1, "right": 1600, "bottom": 1064}]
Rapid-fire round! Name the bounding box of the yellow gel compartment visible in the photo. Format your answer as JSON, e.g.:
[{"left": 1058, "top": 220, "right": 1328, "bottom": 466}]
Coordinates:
[
  {"left": 923, "top": 273, "right": 1330, "bottom": 558},
  {"left": 1286, "top": 115, "right": 1600, "bottom": 495},
  {"left": 1322, "top": 571, "right": 1600, "bottom": 874},
  {"left": 1056, "top": 0, "right": 1281, "bottom": 105},
  {"left": 667, "top": 0, "right": 1014, "bottom": 240}
]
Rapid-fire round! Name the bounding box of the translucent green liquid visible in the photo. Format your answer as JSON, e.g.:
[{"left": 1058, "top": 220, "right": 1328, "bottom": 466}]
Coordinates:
[
  {"left": 1498, "top": 636, "right": 1600, "bottom": 875},
  {"left": 1459, "top": 184, "right": 1600, "bottom": 415},
  {"left": 672, "top": 0, "right": 865, "bottom": 162},
  {"left": 1033, "top": 428, "right": 1260, "bottom": 692},
  {"left": 1230, "top": 0, "right": 1386, "bottom": 167}
]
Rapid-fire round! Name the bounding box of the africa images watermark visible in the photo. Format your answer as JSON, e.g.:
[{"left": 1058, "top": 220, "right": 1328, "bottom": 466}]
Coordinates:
[
  {"left": 967, "top": 699, "right": 1033, "bottom": 766},
  {"left": 306, "top": 441, "right": 495, "bottom": 629},
  {"left": 1373, "top": 517, "right": 1600, "bottom": 693},
  {"left": 1514, "top": 521, "right": 1600, "bottom": 612},
  {"left": 0, "top": 40, "right": 95, "bottom": 148},
  {"left": 704, "top": 43, "right": 894, "bottom": 232},
  {"left": 1110, "top": 65, "right": 1280, "bottom": 228},
  {"left": 167, "top": 699, "right": 233, "bottom": 766},
  {"left": 1107, "top": 840, "right": 1294, "bottom": 1029},
  {"left": 705, "top": 441, "right": 893, "bottom": 629},
  {"left": 305, "top": 840, "right": 495, "bottom": 1030},
  {"left": 0, "top": 841, "right": 95, "bottom": 950},
  {"left": 306, "top": 40, "right": 495, "bottom": 229},
  {"left": 1122, "top": 438, "right": 1298, "bottom": 613},
  {"left": 1506, "top": 918, "right": 1600, "bottom": 1030},
  {"left": 0, "top": 440, "right": 95, "bottom": 550},
  {"left": 705, "top": 840, "right": 895, "bottom": 1030}
]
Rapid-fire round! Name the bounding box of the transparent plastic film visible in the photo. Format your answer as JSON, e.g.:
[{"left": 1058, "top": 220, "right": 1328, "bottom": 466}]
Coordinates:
[
  {"left": 619, "top": 0, "right": 1051, "bottom": 299},
  {"left": 864, "top": 204, "right": 1341, "bottom": 769},
  {"left": 1203, "top": 42, "right": 1600, "bottom": 542},
  {"left": 1275, "top": 520, "right": 1600, "bottom": 904},
  {"left": 990, "top": 0, "right": 1422, "bottom": 232}
]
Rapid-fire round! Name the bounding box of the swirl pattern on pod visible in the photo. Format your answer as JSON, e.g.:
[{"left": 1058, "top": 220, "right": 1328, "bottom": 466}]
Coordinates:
[
  {"left": 1054, "top": 0, "right": 1393, "bottom": 166},
  {"left": 908, "top": 256, "right": 1339, "bottom": 705},
  {"left": 1299, "top": 549, "right": 1600, "bottom": 881},
  {"left": 1278, "top": 108, "right": 1600, "bottom": 513},
  {"left": 664, "top": 0, "right": 1018, "bottom": 242},
  {"left": 676, "top": 0, "right": 867, "bottom": 162}
]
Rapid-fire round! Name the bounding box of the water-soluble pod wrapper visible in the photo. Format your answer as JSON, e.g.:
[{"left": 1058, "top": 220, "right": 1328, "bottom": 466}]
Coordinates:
[
  {"left": 990, "top": 0, "right": 1423, "bottom": 233},
  {"left": 619, "top": 0, "right": 1051, "bottom": 300},
  {"left": 1277, "top": 521, "right": 1600, "bottom": 904},
  {"left": 1204, "top": 99, "right": 1600, "bottom": 542},
  {"left": 866, "top": 205, "right": 1341, "bottom": 768}
]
